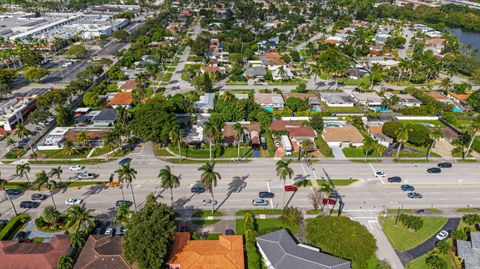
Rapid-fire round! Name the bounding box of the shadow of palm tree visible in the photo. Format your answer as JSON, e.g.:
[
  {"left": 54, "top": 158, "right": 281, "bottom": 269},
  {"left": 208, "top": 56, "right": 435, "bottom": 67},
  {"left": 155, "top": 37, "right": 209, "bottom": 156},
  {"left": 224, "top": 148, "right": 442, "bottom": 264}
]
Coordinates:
[
  {"left": 284, "top": 191, "right": 297, "bottom": 208},
  {"left": 293, "top": 174, "right": 308, "bottom": 182},
  {"left": 81, "top": 185, "right": 105, "bottom": 200},
  {"left": 216, "top": 175, "right": 248, "bottom": 211}
]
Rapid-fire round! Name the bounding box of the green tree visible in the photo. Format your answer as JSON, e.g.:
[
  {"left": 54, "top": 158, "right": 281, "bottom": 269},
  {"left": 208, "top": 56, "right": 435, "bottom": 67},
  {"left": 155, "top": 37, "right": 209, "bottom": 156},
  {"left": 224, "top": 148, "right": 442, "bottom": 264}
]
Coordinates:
[
  {"left": 124, "top": 193, "right": 176, "bottom": 269},
  {"left": 33, "top": 170, "right": 49, "bottom": 191},
  {"left": 16, "top": 162, "right": 31, "bottom": 183},
  {"left": 46, "top": 180, "right": 58, "bottom": 208},
  {"left": 103, "top": 130, "right": 121, "bottom": 159},
  {"left": 55, "top": 104, "right": 73, "bottom": 126},
  {"left": 276, "top": 160, "right": 293, "bottom": 208},
  {"left": 395, "top": 124, "right": 410, "bottom": 160},
  {"left": 66, "top": 44, "right": 88, "bottom": 59},
  {"left": 76, "top": 131, "right": 89, "bottom": 149},
  {"left": 198, "top": 162, "right": 221, "bottom": 213},
  {"left": 280, "top": 207, "right": 303, "bottom": 228},
  {"left": 464, "top": 118, "right": 480, "bottom": 160},
  {"left": 50, "top": 166, "right": 63, "bottom": 182},
  {"left": 233, "top": 122, "right": 244, "bottom": 160},
  {"left": 158, "top": 166, "right": 180, "bottom": 206},
  {"left": 0, "top": 176, "right": 18, "bottom": 215},
  {"left": 115, "top": 163, "right": 138, "bottom": 211},
  {"left": 15, "top": 123, "right": 37, "bottom": 161},
  {"left": 82, "top": 92, "right": 102, "bottom": 107},
  {"left": 57, "top": 255, "right": 74, "bottom": 269},
  {"left": 65, "top": 204, "right": 95, "bottom": 233},
  {"left": 63, "top": 140, "right": 78, "bottom": 157},
  {"left": 426, "top": 128, "right": 443, "bottom": 160},
  {"left": 70, "top": 232, "right": 86, "bottom": 248},
  {"left": 169, "top": 127, "right": 182, "bottom": 162},
  {"left": 425, "top": 254, "right": 448, "bottom": 269},
  {"left": 42, "top": 205, "right": 60, "bottom": 224},
  {"left": 24, "top": 67, "right": 49, "bottom": 82},
  {"left": 309, "top": 113, "right": 324, "bottom": 131},
  {"left": 436, "top": 241, "right": 450, "bottom": 255},
  {"left": 28, "top": 110, "right": 51, "bottom": 125},
  {"left": 363, "top": 136, "right": 376, "bottom": 161}
]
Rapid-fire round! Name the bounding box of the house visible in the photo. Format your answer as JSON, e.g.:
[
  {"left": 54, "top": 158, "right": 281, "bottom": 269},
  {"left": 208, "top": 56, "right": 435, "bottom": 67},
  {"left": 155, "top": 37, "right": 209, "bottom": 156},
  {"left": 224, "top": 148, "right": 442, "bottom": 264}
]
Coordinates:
[
  {"left": 367, "top": 125, "right": 393, "bottom": 147},
  {"left": 456, "top": 231, "right": 480, "bottom": 269},
  {"left": 245, "top": 66, "right": 267, "bottom": 79},
  {"left": 323, "top": 126, "right": 364, "bottom": 147},
  {"left": 107, "top": 92, "right": 133, "bottom": 109},
  {"left": 200, "top": 65, "right": 225, "bottom": 75},
  {"left": 62, "top": 128, "right": 109, "bottom": 147},
  {"left": 261, "top": 59, "right": 287, "bottom": 70},
  {"left": 74, "top": 107, "right": 90, "bottom": 116},
  {"left": 74, "top": 235, "right": 130, "bottom": 269},
  {"left": 424, "top": 38, "right": 445, "bottom": 55},
  {"left": 194, "top": 93, "right": 215, "bottom": 112},
  {"left": 270, "top": 120, "right": 303, "bottom": 132},
  {"left": 383, "top": 93, "right": 421, "bottom": 107},
  {"left": 254, "top": 93, "right": 284, "bottom": 110},
  {"left": 167, "top": 232, "right": 244, "bottom": 269},
  {"left": 222, "top": 121, "right": 260, "bottom": 147},
  {"left": 351, "top": 92, "right": 383, "bottom": 107},
  {"left": 0, "top": 235, "right": 70, "bottom": 269},
  {"left": 118, "top": 80, "right": 137, "bottom": 91},
  {"left": 286, "top": 93, "right": 321, "bottom": 108},
  {"left": 289, "top": 126, "right": 317, "bottom": 144},
  {"left": 319, "top": 92, "right": 355, "bottom": 107},
  {"left": 447, "top": 91, "right": 473, "bottom": 105},
  {"left": 347, "top": 67, "right": 369, "bottom": 80},
  {"left": 427, "top": 92, "right": 449, "bottom": 103},
  {"left": 263, "top": 52, "right": 282, "bottom": 60},
  {"left": 91, "top": 109, "right": 117, "bottom": 127},
  {"left": 256, "top": 229, "right": 351, "bottom": 269}
]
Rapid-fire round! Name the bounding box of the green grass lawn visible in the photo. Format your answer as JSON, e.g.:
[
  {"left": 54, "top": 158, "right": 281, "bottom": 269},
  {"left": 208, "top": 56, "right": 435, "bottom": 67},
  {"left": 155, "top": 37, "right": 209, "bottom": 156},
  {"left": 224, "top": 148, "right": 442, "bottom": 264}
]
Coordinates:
[
  {"left": 457, "top": 208, "right": 480, "bottom": 213},
  {"left": 5, "top": 181, "right": 104, "bottom": 190},
  {"left": 36, "top": 149, "right": 89, "bottom": 159},
  {"left": 380, "top": 216, "right": 447, "bottom": 251},
  {"left": 235, "top": 209, "right": 283, "bottom": 216},
  {"left": 298, "top": 179, "right": 358, "bottom": 187},
  {"left": 342, "top": 147, "right": 381, "bottom": 158},
  {"left": 192, "top": 211, "right": 223, "bottom": 217},
  {"left": 29, "top": 159, "right": 111, "bottom": 165},
  {"left": 399, "top": 120, "right": 444, "bottom": 127},
  {"left": 407, "top": 253, "right": 454, "bottom": 269},
  {"left": 168, "top": 145, "right": 252, "bottom": 159},
  {"left": 153, "top": 144, "right": 173, "bottom": 156},
  {"left": 236, "top": 217, "right": 298, "bottom": 235},
  {"left": 90, "top": 147, "right": 111, "bottom": 157},
  {"left": 325, "top": 106, "right": 362, "bottom": 113}
]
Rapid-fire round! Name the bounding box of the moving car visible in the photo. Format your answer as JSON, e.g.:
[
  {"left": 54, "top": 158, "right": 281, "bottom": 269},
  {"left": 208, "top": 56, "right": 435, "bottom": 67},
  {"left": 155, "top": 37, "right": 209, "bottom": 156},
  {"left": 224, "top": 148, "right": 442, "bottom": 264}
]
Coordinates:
[
  {"left": 69, "top": 165, "right": 84, "bottom": 171},
  {"left": 322, "top": 198, "right": 336, "bottom": 205},
  {"left": 5, "top": 189, "right": 22, "bottom": 196},
  {"left": 31, "top": 194, "right": 48, "bottom": 200},
  {"left": 437, "top": 162, "right": 452, "bottom": 168},
  {"left": 259, "top": 192, "right": 275, "bottom": 198},
  {"left": 427, "top": 167, "right": 441, "bottom": 173},
  {"left": 401, "top": 184, "right": 415, "bottom": 191},
  {"left": 119, "top": 158, "right": 132, "bottom": 166},
  {"left": 115, "top": 200, "right": 133, "bottom": 207},
  {"left": 407, "top": 192, "right": 423, "bottom": 199},
  {"left": 78, "top": 173, "right": 97, "bottom": 180},
  {"left": 374, "top": 171, "right": 386, "bottom": 177},
  {"left": 65, "top": 198, "right": 83, "bottom": 205},
  {"left": 191, "top": 185, "right": 206, "bottom": 193},
  {"left": 252, "top": 198, "right": 269, "bottom": 206},
  {"left": 202, "top": 199, "right": 218, "bottom": 206},
  {"left": 20, "top": 201, "right": 40, "bottom": 209},
  {"left": 284, "top": 185, "right": 298, "bottom": 192},
  {"left": 329, "top": 192, "right": 341, "bottom": 199},
  {"left": 436, "top": 230, "right": 449, "bottom": 241},
  {"left": 387, "top": 176, "right": 401, "bottom": 183},
  {"left": 105, "top": 228, "right": 113, "bottom": 235}
]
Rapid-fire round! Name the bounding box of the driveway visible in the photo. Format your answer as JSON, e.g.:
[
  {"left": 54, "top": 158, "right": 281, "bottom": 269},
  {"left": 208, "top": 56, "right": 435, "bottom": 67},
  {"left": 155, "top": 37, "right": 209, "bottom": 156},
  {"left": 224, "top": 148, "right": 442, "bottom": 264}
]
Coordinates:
[
  {"left": 397, "top": 218, "right": 460, "bottom": 265},
  {"left": 330, "top": 146, "right": 346, "bottom": 159},
  {"left": 23, "top": 221, "right": 65, "bottom": 241}
]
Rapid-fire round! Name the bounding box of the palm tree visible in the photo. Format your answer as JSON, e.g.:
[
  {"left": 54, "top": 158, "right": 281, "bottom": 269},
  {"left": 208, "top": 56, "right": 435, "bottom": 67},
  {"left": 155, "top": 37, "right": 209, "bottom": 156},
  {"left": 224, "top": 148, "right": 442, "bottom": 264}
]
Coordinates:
[
  {"left": 204, "top": 120, "right": 216, "bottom": 160},
  {"left": 363, "top": 136, "right": 376, "bottom": 162},
  {"left": 57, "top": 255, "right": 74, "bottom": 269},
  {"left": 198, "top": 162, "right": 221, "bottom": 213},
  {"left": 115, "top": 163, "right": 138, "bottom": 212},
  {"left": 103, "top": 130, "right": 121, "bottom": 160},
  {"left": 0, "top": 175, "right": 18, "bottom": 216},
  {"left": 319, "top": 181, "right": 334, "bottom": 211},
  {"left": 276, "top": 160, "right": 294, "bottom": 208},
  {"left": 15, "top": 123, "right": 37, "bottom": 161},
  {"left": 70, "top": 232, "right": 86, "bottom": 248},
  {"left": 222, "top": 91, "right": 235, "bottom": 102},
  {"left": 50, "top": 166, "right": 63, "bottom": 182},
  {"left": 300, "top": 139, "right": 314, "bottom": 154},
  {"left": 440, "top": 77, "right": 452, "bottom": 92},
  {"left": 16, "top": 162, "right": 31, "bottom": 183},
  {"left": 76, "top": 131, "right": 89, "bottom": 149},
  {"left": 464, "top": 119, "right": 480, "bottom": 160},
  {"left": 233, "top": 122, "right": 244, "bottom": 161},
  {"left": 426, "top": 128, "right": 443, "bottom": 160},
  {"left": 158, "top": 166, "right": 180, "bottom": 206},
  {"left": 66, "top": 204, "right": 95, "bottom": 233},
  {"left": 43, "top": 205, "right": 60, "bottom": 224},
  {"left": 33, "top": 170, "right": 49, "bottom": 191},
  {"left": 63, "top": 140, "right": 78, "bottom": 157},
  {"left": 44, "top": 180, "right": 57, "bottom": 208},
  {"left": 395, "top": 125, "right": 410, "bottom": 160},
  {"left": 169, "top": 127, "right": 182, "bottom": 162}
]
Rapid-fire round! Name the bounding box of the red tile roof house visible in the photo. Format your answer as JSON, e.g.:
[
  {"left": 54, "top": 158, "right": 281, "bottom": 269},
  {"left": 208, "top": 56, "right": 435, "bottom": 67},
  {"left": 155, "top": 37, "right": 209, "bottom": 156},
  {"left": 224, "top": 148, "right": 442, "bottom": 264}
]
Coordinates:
[
  {"left": 107, "top": 92, "right": 133, "bottom": 109},
  {"left": 0, "top": 235, "right": 71, "bottom": 269},
  {"left": 74, "top": 235, "right": 131, "bottom": 269},
  {"left": 119, "top": 80, "right": 137, "bottom": 92},
  {"left": 270, "top": 120, "right": 317, "bottom": 151}
]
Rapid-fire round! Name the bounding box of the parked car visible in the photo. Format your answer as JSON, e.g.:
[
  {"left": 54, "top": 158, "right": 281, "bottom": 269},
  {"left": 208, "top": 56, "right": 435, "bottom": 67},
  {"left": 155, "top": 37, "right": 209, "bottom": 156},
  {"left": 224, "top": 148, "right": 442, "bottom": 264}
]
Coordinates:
[
  {"left": 202, "top": 199, "right": 218, "bottom": 206},
  {"left": 14, "top": 231, "right": 27, "bottom": 241},
  {"left": 119, "top": 158, "right": 132, "bottom": 166},
  {"left": 115, "top": 200, "right": 133, "bottom": 207},
  {"left": 427, "top": 167, "right": 441, "bottom": 173},
  {"left": 191, "top": 185, "right": 206, "bottom": 193},
  {"left": 374, "top": 171, "right": 386, "bottom": 177},
  {"left": 31, "top": 193, "right": 48, "bottom": 200},
  {"left": 284, "top": 185, "right": 298, "bottom": 192},
  {"left": 105, "top": 228, "right": 113, "bottom": 235},
  {"left": 437, "top": 162, "right": 452, "bottom": 168},
  {"left": 78, "top": 173, "right": 97, "bottom": 180},
  {"left": 401, "top": 184, "right": 415, "bottom": 191},
  {"left": 69, "top": 165, "right": 84, "bottom": 171},
  {"left": 387, "top": 176, "right": 401, "bottom": 183},
  {"left": 436, "top": 230, "right": 449, "bottom": 241},
  {"left": 329, "top": 192, "right": 341, "bottom": 199},
  {"left": 322, "top": 198, "right": 336, "bottom": 205},
  {"left": 259, "top": 192, "right": 275, "bottom": 198},
  {"left": 5, "top": 189, "right": 22, "bottom": 196},
  {"left": 407, "top": 192, "right": 423, "bottom": 199},
  {"left": 20, "top": 201, "right": 40, "bottom": 209},
  {"left": 225, "top": 229, "right": 235, "bottom": 235},
  {"left": 252, "top": 198, "right": 269, "bottom": 206},
  {"left": 65, "top": 198, "right": 83, "bottom": 205}
]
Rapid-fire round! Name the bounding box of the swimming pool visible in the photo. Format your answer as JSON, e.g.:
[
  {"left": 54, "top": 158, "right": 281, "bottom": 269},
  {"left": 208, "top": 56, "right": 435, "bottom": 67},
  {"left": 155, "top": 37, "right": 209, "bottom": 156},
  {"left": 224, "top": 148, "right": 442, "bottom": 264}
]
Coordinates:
[
  {"left": 453, "top": 106, "right": 463, "bottom": 112},
  {"left": 264, "top": 107, "right": 273, "bottom": 112},
  {"left": 310, "top": 107, "right": 321, "bottom": 112},
  {"left": 324, "top": 121, "right": 345, "bottom": 127},
  {"left": 374, "top": 107, "right": 391, "bottom": 112}
]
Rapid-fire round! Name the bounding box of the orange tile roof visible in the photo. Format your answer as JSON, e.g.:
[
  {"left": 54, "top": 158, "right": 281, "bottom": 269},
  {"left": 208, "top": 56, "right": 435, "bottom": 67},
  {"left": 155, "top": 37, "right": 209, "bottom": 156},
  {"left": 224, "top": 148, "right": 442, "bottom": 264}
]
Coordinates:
[
  {"left": 263, "top": 52, "right": 282, "bottom": 60},
  {"left": 448, "top": 91, "right": 473, "bottom": 102},
  {"left": 368, "top": 125, "right": 383, "bottom": 135},
  {"left": 323, "top": 126, "right": 364, "bottom": 144},
  {"left": 120, "top": 80, "right": 137, "bottom": 90},
  {"left": 168, "top": 232, "right": 244, "bottom": 269},
  {"left": 109, "top": 92, "right": 133, "bottom": 106},
  {"left": 427, "top": 92, "right": 447, "bottom": 101}
]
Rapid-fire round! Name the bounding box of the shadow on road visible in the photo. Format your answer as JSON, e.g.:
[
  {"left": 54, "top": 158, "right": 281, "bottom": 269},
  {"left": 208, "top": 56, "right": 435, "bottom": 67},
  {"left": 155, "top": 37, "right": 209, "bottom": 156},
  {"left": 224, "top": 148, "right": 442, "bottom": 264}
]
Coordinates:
[
  {"left": 216, "top": 175, "right": 248, "bottom": 211},
  {"left": 284, "top": 191, "right": 297, "bottom": 208}
]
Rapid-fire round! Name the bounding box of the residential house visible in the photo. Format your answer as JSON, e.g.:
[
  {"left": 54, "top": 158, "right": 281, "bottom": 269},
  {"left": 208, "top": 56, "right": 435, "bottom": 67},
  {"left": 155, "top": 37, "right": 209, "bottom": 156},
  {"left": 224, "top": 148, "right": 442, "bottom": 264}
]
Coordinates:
[
  {"left": 319, "top": 92, "right": 356, "bottom": 107},
  {"left": 200, "top": 65, "right": 225, "bottom": 75},
  {"left": 194, "top": 93, "right": 215, "bottom": 112},
  {"left": 447, "top": 91, "right": 474, "bottom": 105},
  {"left": 256, "top": 229, "right": 351, "bottom": 269},
  {"left": 107, "top": 92, "right": 133, "bottom": 109},
  {"left": 286, "top": 93, "right": 321, "bottom": 109},
  {"left": 367, "top": 124, "right": 393, "bottom": 147},
  {"left": 258, "top": 37, "right": 280, "bottom": 52},
  {"left": 427, "top": 92, "right": 449, "bottom": 103},
  {"left": 325, "top": 33, "right": 349, "bottom": 46},
  {"left": 262, "top": 59, "right": 287, "bottom": 71},
  {"left": 384, "top": 93, "right": 421, "bottom": 107},
  {"left": 424, "top": 38, "right": 445, "bottom": 55},
  {"left": 270, "top": 120, "right": 303, "bottom": 132},
  {"left": 245, "top": 66, "right": 267, "bottom": 79},
  {"left": 0, "top": 235, "right": 70, "bottom": 269},
  {"left": 263, "top": 52, "right": 282, "bottom": 60},
  {"left": 167, "top": 232, "right": 244, "bottom": 269},
  {"left": 323, "top": 125, "right": 364, "bottom": 147},
  {"left": 289, "top": 126, "right": 317, "bottom": 145},
  {"left": 74, "top": 235, "right": 130, "bottom": 269},
  {"left": 457, "top": 231, "right": 480, "bottom": 269},
  {"left": 254, "top": 93, "right": 284, "bottom": 110},
  {"left": 62, "top": 128, "right": 109, "bottom": 148},
  {"left": 351, "top": 92, "right": 383, "bottom": 107},
  {"left": 347, "top": 67, "right": 369, "bottom": 80},
  {"left": 222, "top": 121, "right": 260, "bottom": 148},
  {"left": 74, "top": 107, "right": 90, "bottom": 116},
  {"left": 118, "top": 80, "right": 137, "bottom": 92},
  {"left": 90, "top": 109, "right": 117, "bottom": 127}
]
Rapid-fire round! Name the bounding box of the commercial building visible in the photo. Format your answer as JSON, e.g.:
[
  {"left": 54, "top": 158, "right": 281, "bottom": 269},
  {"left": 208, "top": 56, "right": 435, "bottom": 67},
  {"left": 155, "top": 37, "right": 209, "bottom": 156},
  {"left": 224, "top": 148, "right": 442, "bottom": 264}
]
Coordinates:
[{"left": 0, "top": 97, "right": 37, "bottom": 133}]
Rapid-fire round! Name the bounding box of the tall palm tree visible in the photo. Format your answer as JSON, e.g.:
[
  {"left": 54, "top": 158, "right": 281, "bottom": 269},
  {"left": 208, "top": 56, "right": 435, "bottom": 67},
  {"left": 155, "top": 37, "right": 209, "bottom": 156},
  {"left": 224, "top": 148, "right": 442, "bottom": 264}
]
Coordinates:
[
  {"left": 103, "top": 130, "right": 121, "bottom": 160},
  {"left": 426, "top": 128, "right": 443, "bottom": 160},
  {"left": 198, "top": 162, "right": 221, "bottom": 213},
  {"left": 15, "top": 123, "right": 37, "bottom": 161},
  {"left": 33, "top": 170, "right": 49, "bottom": 191},
  {"left": 46, "top": 180, "right": 58, "bottom": 209},
  {"left": 16, "top": 162, "right": 31, "bottom": 183},
  {"left": 233, "top": 122, "right": 244, "bottom": 161},
  {"left": 222, "top": 91, "right": 235, "bottom": 102},
  {"left": 63, "top": 140, "right": 78, "bottom": 157},
  {"left": 319, "top": 181, "right": 334, "bottom": 211},
  {"left": 57, "top": 255, "right": 74, "bottom": 269},
  {"left": 440, "top": 77, "right": 452, "bottom": 92},
  {"left": 50, "top": 166, "right": 63, "bottom": 182},
  {"left": 66, "top": 204, "right": 95, "bottom": 233},
  {"left": 363, "top": 136, "right": 376, "bottom": 162},
  {"left": 464, "top": 119, "right": 480, "bottom": 160},
  {"left": 0, "top": 175, "right": 18, "bottom": 216},
  {"left": 395, "top": 125, "right": 410, "bottom": 160},
  {"left": 276, "top": 160, "right": 294, "bottom": 208},
  {"left": 70, "top": 232, "right": 86, "bottom": 248},
  {"left": 169, "top": 127, "right": 182, "bottom": 162},
  {"left": 158, "top": 166, "right": 180, "bottom": 206},
  {"left": 204, "top": 120, "right": 216, "bottom": 160},
  {"left": 76, "top": 131, "right": 89, "bottom": 149},
  {"left": 115, "top": 163, "right": 138, "bottom": 212}
]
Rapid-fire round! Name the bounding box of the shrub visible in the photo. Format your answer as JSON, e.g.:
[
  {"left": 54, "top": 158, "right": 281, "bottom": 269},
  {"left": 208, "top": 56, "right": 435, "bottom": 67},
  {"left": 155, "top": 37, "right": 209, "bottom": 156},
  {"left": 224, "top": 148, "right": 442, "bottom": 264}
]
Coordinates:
[
  {"left": 280, "top": 207, "right": 303, "bottom": 228},
  {"left": 462, "top": 214, "right": 480, "bottom": 225},
  {"left": 382, "top": 121, "right": 404, "bottom": 138},
  {"left": 35, "top": 217, "right": 47, "bottom": 228},
  {"left": 0, "top": 213, "right": 30, "bottom": 240},
  {"left": 426, "top": 254, "right": 448, "bottom": 269},
  {"left": 407, "top": 124, "right": 430, "bottom": 146},
  {"left": 436, "top": 241, "right": 450, "bottom": 255},
  {"left": 399, "top": 214, "right": 423, "bottom": 231},
  {"left": 315, "top": 136, "right": 333, "bottom": 157}
]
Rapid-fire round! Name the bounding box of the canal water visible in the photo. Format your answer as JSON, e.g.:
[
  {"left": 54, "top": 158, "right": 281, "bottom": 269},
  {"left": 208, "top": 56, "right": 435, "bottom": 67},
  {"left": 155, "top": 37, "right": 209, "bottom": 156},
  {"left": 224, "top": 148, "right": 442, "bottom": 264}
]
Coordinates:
[{"left": 450, "top": 27, "right": 480, "bottom": 59}]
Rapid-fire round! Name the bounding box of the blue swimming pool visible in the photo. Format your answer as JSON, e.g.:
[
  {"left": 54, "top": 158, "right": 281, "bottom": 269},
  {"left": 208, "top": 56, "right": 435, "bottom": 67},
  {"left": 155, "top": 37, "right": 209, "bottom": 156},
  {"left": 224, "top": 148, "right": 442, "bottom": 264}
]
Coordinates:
[
  {"left": 264, "top": 107, "right": 273, "bottom": 112},
  {"left": 453, "top": 106, "right": 463, "bottom": 112},
  {"left": 375, "top": 107, "right": 391, "bottom": 112},
  {"left": 324, "top": 121, "right": 344, "bottom": 127},
  {"left": 310, "top": 107, "right": 321, "bottom": 112}
]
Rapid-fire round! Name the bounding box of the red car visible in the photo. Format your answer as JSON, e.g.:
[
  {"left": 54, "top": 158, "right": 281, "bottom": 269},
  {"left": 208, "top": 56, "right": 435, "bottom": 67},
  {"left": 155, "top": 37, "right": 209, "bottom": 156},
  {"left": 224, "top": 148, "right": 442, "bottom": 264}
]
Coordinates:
[
  {"left": 284, "top": 185, "right": 298, "bottom": 192},
  {"left": 322, "top": 198, "right": 336, "bottom": 205}
]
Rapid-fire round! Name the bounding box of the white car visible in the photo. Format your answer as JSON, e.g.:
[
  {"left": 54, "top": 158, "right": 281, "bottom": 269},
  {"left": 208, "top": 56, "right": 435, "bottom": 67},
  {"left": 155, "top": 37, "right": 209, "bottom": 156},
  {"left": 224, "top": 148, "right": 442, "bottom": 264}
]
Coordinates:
[
  {"left": 374, "top": 171, "right": 386, "bottom": 177},
  {"left": 252, "top": 198, "right": 269, "bottom": 206},
  {"left": 202, "top": 199, "right": 218, "bottom": 206},
  {"left": 436, "top": 230, "right": 449, "bottom": 241},
  {"left": 69, "top": 165, "right": 84, "bottom": 171},
  {"left": 65, "top": 198, "right": 83, "bottom": 205},
  {"left": 61, "top": 61, "right": 72, "bottom": 67},
  {"left": 105, "top": 228, "right": 113, "bottom": 235}
]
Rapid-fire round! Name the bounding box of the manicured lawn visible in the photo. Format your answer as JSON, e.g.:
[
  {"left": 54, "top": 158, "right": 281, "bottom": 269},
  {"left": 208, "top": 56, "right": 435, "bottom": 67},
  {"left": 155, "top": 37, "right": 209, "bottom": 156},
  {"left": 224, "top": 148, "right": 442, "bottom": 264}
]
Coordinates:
[
  {"left": 192, "top": 211, "right": 223, "bottom": 217},
  {"left": 457, "top": 208, "right": 480, "bottom": 213},
  {"left": 342, "top": 147, "right": 381, "bottom": 158},
  {"left": 168, "top": 145, "right": 252, "bottom": 159},
  {"left": 90, "top": 147, "right": 111, "bottom": 157},
  {"left": 36, "top": 149, "right": 89, "bottom": 159},
  {"left": 206, "top": 233, "right": 221, "bottom": 240},
  {"left": 399, "top": 120, "right": 444, "bottom": 127},
  {"left": 236, "top": 217, "right": 298, "bottom": 235},
  {"left": 235, "top": 209, "right": 282, "bottom": 216},
  {"left": 407, "top": 253, "right": 454, "bottom": 269},
  {"left": 29, "top": 159, "right": 111, "bottom": 165},
  {"left": 380, "top": 216, "right": 447, "bottom": 251},
  {"left": 325, "top": 106, "right": 362, "bottom": 113},
  {"left": 298, "top": 179, "right": 358, "bottom": 187}
]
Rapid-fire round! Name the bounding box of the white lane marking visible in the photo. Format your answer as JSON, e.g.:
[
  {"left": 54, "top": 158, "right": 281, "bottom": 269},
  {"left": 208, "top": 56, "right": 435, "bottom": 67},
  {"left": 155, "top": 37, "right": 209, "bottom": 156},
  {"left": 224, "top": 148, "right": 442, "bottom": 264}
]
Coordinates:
[
  {"left": 267, "top": 182, "right": 273, "bottom": 209},
  {"left": 369, "top": 163, "right": 385, "bottom": 184}
]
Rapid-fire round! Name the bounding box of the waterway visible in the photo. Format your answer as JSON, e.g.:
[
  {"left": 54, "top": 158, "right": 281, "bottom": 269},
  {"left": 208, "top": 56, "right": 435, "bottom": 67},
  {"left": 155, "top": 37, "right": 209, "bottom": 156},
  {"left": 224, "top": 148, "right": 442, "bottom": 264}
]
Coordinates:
[{"left": 450, "top": 27, "right": 480, "bottom": 59}]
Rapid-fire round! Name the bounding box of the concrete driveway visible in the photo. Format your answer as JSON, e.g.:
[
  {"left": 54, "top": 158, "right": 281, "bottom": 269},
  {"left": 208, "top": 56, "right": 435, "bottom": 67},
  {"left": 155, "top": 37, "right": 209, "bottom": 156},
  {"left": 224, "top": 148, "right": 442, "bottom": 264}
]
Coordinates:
[{"left": 330, "top": 145, "right": 346, "bottom": 159}]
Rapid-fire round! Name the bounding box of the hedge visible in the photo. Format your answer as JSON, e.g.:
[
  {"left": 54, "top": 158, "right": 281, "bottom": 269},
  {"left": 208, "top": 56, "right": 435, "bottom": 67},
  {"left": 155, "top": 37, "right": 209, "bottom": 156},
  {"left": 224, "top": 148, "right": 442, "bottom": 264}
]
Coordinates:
[
  {"left": 315, "top": 136, "right": 333, "bottom": 157},
  {"left": 399, "top": 214, "right": 423, "bottom": 231},
  {"left": 0, "top": 213, "right": 30, "bottom": 240},
  {"left": 382, "top": 121, "right": 430, "bottom": 146}
]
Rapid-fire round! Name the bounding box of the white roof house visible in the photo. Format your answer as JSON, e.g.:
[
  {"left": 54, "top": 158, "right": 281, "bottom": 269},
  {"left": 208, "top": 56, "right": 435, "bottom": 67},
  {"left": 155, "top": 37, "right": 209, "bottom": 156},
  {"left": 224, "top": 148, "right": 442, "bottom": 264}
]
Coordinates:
[{"left": 195, "top": 93, "right": 215, "bottom": 112}]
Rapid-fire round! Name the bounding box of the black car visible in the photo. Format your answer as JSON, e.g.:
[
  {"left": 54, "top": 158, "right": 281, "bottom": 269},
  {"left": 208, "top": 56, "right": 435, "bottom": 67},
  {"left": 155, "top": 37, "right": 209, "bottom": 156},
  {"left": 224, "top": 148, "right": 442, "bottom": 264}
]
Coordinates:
[
  {"left": 5, "top": 189, "right": 22, "bottom": 196},
  {"left": 259, "top": 192, "right": 275, "bottom": 198},
  {"left": 14, "top": 231, "right": 27, "bottom": 241},
  {"left": 20, "top": 201, "right": 40, "bottom": 209},
  {"left": 329, "top": 192, "right": 341, "bottom": 199},
  {"left": 438, "top": 162, "right": 452, "bottom": 168},
  {"left": 408, "top": 192, "right": 423, "bottom": 199},
  {"left": 119, "top": 158, "right": 132, "bottom": 166},
  {"left": 427, "top": 167, "right": 441, "bottom": 173},
  {"left": 387, "top": 176, "right": 402, "bottom": 183},
  {"left": 225, "top": 229, "right": 235, "bottom": 235},
  {"left": 31, "top": 193, "right": 48, "bottom": 200},
  {"left": 115, "top": 200, "right": 133, "bottom": 207},
  {"left": 191, "top": 186, "right": 206, "bottom": 193}
]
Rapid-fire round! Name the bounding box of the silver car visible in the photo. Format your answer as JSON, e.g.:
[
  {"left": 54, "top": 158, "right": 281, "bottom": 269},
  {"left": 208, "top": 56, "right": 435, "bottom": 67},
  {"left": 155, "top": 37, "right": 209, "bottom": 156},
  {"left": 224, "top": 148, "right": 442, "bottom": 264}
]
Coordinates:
[{"left": 252, "top": 198, "right": 269, "bottom": 206}]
